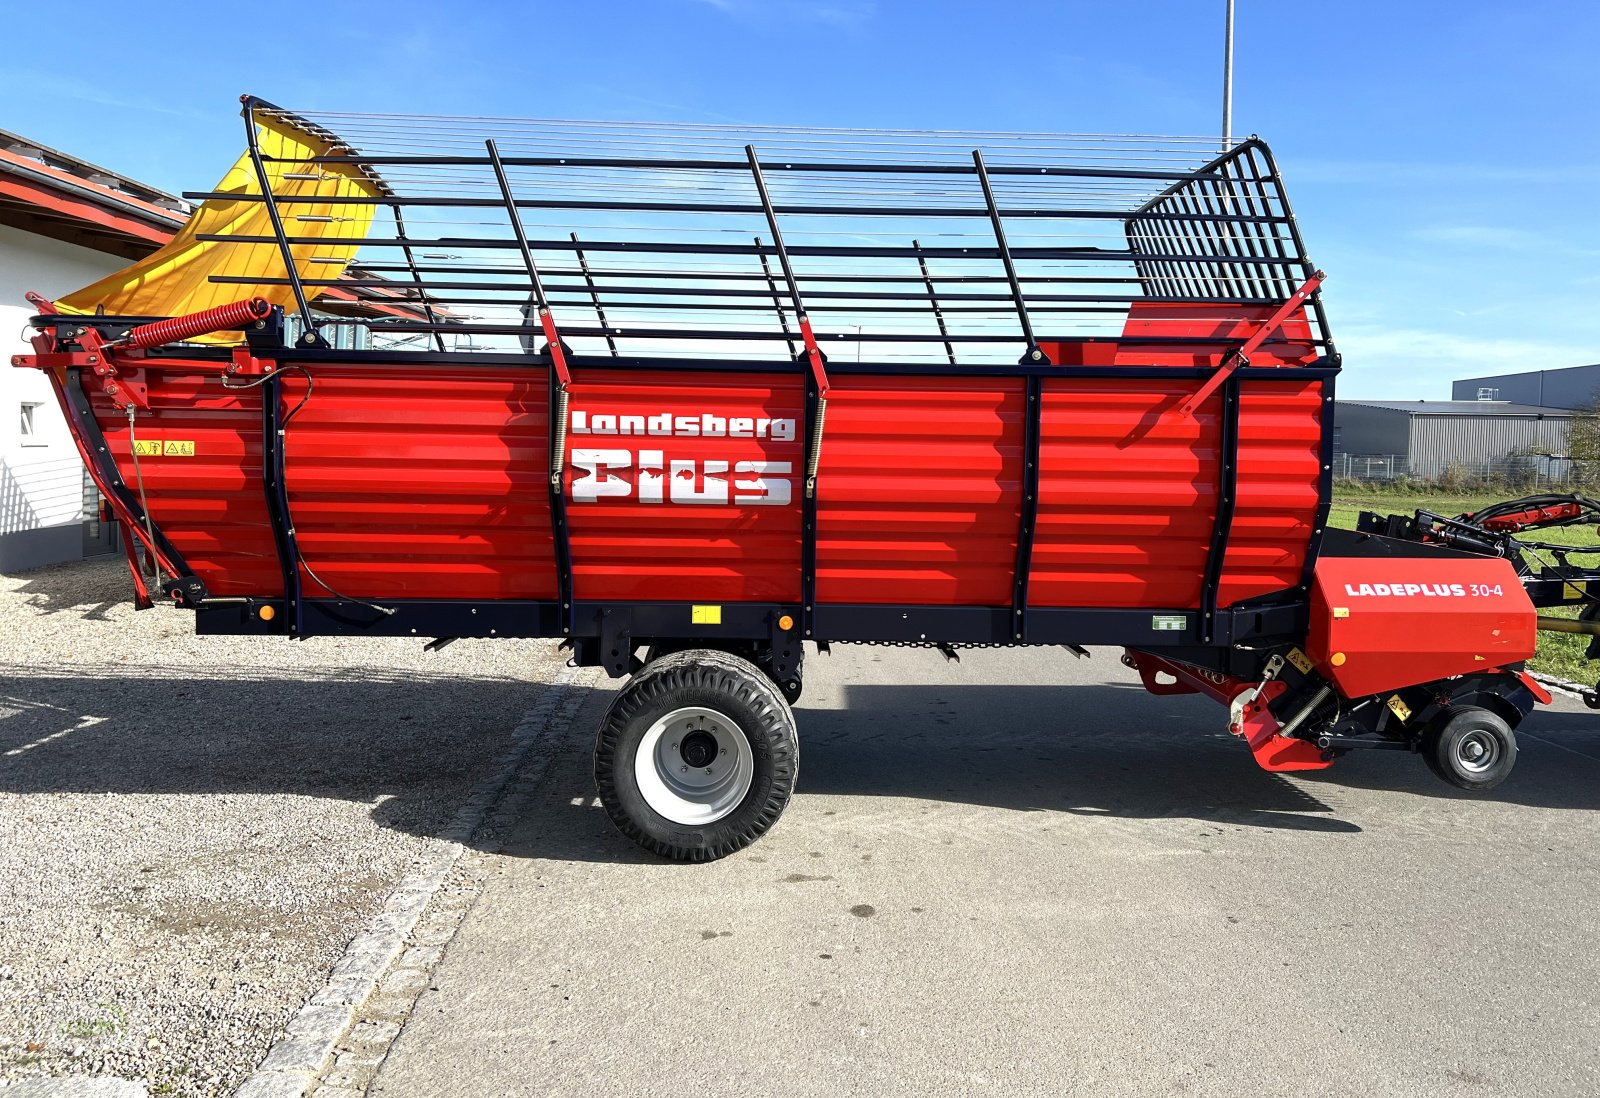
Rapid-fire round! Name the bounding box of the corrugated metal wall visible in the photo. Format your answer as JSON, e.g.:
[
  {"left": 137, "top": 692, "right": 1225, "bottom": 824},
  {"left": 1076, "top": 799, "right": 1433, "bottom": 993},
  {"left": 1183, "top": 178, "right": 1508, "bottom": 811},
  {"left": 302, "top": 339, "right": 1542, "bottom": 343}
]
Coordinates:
[
  {"left": 1332, "top": 404, "right": 1411, "bottom": 456},
  {"left": 1408, "top": 414, "right": 1571, "bottom": 478},
  {"left": 1451, "top": 364, "right": 1600, "bottom": 408}
]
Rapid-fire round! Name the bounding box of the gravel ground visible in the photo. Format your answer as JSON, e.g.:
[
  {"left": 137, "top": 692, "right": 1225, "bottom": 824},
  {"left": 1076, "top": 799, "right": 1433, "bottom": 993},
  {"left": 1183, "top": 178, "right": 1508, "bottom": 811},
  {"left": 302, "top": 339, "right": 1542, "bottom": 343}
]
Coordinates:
[{"left": 0, "top": 557, "right": 572, "bottom": 1096}]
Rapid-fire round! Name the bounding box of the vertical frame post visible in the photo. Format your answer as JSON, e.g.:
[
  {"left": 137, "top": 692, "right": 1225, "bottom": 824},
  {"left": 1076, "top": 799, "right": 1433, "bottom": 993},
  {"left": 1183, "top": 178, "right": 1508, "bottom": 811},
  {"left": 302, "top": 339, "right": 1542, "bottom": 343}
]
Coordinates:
[
  {"left": 747, "top": 144, "right": 830, "bottom": 643},
  {"left": 486, "top": 138, "right": 575, "bottom": 638},
  {"left": 1199, "top": 374, "right": 1242, "bottom": 645},
  {"left": 1011, "top": 374, "right": 1043, "bottom": 640},
  {"left": 261, "top": 373, "right": 304, "bottom": 635}
]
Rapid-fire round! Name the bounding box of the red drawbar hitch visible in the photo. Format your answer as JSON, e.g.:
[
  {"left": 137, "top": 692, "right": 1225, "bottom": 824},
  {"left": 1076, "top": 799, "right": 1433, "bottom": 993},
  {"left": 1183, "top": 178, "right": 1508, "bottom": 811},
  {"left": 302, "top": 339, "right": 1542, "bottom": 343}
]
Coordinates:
[
  {"left": 1179, "top": 271, "right": 1324, "bottom": 415},
  {"left": 1124, "top": 649, "right": 1331, "bottom": 772}
]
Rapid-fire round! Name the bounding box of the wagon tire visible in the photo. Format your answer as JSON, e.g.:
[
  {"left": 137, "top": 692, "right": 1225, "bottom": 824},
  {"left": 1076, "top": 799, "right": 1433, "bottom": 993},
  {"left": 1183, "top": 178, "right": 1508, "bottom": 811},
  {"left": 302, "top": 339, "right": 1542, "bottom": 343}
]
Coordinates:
[
  {"left": 594, "top": 648, "right": 798, "bottom": 861},
  {"left": 1422, "top": 706, "right": 1517, "bottom": 791}
]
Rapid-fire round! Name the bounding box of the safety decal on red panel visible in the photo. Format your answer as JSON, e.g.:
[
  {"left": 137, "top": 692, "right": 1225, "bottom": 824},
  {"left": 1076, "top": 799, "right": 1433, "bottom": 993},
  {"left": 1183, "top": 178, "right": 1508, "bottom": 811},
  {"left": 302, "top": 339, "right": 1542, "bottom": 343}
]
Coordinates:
[{"left": 132, "top": 440, "right": 196, "bottom": 457}]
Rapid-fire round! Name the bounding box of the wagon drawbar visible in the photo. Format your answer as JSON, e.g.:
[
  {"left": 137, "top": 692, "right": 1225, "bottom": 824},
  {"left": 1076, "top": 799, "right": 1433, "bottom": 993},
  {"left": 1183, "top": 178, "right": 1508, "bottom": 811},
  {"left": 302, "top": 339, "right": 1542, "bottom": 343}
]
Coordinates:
[{"left": 15, "top": 97, "right": 1597, "bottom": 860}]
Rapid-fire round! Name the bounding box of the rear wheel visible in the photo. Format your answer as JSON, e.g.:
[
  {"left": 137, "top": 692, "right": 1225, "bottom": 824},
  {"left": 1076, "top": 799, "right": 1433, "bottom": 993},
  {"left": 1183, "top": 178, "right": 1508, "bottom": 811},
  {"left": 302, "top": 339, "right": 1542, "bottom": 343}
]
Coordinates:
[
  {"left": 594, "top": 648, "right": 798, "bottom": 861},
  {"left": 1422, "top": 707, "right": 1517, "bottom": 791}
]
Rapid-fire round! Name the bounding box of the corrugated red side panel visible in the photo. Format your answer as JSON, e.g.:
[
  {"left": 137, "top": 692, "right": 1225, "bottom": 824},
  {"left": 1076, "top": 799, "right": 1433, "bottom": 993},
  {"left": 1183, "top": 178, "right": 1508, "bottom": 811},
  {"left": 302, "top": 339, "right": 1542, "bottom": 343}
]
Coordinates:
[
  {"left": 1029, "top": 376, "right": 1322, "bottom": 609},
  {"left": 89, "top": 369, "right": 279, "bottom": 596},
  {"left": 815, "top": 377, "right": 1024, "bottom": 605},
  {"left": 563, "top": 369, "right": 803, "bottom": 602},
  {"left": 1029, "top": 379, "right": 1217, "bottom": 608},
  {"left": 279, "top": 363, "right": 555, "bottom": 600},
  {"left": 1217, "top": 380, "right": 1324, "bottom": 606}
]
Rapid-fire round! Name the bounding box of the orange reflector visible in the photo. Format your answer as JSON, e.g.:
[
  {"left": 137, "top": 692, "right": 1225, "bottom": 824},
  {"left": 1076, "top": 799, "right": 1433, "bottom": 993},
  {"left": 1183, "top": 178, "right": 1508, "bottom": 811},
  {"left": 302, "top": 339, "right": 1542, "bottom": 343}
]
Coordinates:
[
  {"left": 259, "top": 604, "right": 277, "bottom": 621},
  {"left": 1330, "top": 651, "right": 1346, "bottom": 667},
  {"left": 777, "top": 614, "right": 794, "bottom": 632}
]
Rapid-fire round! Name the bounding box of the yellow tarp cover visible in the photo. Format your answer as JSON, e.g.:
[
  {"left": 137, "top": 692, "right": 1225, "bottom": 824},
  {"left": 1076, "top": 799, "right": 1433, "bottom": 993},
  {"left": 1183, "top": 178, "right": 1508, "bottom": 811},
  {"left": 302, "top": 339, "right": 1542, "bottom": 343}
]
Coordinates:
[{"left": 55, "top": 111, "right": 379, "bottom": 340}]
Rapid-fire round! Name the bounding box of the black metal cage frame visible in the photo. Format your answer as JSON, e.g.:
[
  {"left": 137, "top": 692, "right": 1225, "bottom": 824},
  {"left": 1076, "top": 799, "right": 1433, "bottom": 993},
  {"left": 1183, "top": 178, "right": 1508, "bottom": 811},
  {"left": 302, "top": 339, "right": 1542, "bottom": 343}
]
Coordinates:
[{"left": 187, "top": 98, "right": 1334, "bottom": 366}]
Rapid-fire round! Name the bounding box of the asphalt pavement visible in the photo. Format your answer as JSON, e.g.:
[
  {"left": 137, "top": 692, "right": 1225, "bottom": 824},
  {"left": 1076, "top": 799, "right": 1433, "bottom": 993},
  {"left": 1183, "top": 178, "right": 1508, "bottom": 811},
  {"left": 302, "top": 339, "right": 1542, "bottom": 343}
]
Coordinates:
[{"left": 370, "top": 644, "right": 1600, "bottom": 1098}]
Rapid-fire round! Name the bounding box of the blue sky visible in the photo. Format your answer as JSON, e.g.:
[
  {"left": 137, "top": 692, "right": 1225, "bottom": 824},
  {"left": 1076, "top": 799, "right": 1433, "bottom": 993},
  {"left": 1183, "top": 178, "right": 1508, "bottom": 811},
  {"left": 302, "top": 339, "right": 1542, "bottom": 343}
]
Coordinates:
[{"left": 2, "top": 0, "right": 1595, "bottom": 398}]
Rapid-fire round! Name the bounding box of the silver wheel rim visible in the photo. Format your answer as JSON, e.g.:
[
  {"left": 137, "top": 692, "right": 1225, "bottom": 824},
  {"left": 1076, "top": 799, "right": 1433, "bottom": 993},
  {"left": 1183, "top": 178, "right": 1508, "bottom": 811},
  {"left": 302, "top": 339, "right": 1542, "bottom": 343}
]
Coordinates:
[
  {"left": 1455, "top": 728, "right": 1501, "bottom": 774},
  {"left": 634, "top": 706, "right": 754, "bottom": 826}
]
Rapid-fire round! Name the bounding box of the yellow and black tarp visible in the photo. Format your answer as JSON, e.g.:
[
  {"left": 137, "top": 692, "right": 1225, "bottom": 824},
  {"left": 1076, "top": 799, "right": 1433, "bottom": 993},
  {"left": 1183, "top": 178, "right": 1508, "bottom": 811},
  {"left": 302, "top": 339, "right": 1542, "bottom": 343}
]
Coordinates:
[{"left": 54, "top": 110, "right": 380, "bottom": 339}]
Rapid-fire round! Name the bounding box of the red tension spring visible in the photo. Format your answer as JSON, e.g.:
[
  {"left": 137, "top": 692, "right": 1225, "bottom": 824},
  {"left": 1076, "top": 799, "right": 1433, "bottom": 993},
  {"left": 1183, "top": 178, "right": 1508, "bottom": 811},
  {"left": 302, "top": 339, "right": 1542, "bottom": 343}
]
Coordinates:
[{"left": 121, "top": 297, "right": 273, "bottom": 350}]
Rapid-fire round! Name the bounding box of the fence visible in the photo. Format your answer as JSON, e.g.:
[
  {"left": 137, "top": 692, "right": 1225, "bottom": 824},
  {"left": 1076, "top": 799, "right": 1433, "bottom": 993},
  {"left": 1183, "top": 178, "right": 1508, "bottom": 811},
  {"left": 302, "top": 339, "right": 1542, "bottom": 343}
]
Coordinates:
[{"left": 1333, "top": 452, "right": 1598, "bottom": 490}]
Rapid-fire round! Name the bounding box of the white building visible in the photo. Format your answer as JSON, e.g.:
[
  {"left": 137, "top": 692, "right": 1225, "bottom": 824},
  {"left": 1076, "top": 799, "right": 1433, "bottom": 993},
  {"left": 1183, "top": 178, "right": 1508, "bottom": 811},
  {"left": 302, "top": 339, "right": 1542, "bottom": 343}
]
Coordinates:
[
  {"left": 1, "top": 128, "right": 420, "bottom": 571},
  {"left": 0, "top": 128, "right": 189, "bottom": 570}
]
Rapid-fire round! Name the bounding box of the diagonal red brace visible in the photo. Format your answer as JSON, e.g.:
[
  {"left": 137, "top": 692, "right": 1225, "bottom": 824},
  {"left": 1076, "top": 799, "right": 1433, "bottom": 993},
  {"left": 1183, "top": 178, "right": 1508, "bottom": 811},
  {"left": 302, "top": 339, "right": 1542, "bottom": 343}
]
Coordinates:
[
  {"left": 1179, "top": 270, "right": 1324, "bottom": 415},
  {"left": 536, "top": 304, "right": 573, "bottom": 390},
  {"left": 797, "top": 313, "right": 830, "bottom": 398}
]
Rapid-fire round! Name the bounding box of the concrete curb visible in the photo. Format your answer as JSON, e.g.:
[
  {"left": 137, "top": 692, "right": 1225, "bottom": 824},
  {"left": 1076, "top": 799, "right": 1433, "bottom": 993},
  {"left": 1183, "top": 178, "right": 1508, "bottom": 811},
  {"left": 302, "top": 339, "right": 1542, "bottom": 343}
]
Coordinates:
[
  {"left": 0, "top": 1080, "right": 146, "bottom": 1097},
  {"left": 232, "top": 663, "right": 583, "bottom": 1098}
]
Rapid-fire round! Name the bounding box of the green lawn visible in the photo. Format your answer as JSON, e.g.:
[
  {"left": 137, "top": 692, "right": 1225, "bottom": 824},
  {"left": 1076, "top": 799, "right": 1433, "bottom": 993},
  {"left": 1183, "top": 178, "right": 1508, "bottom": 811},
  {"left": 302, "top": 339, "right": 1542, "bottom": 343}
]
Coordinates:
[{"left": 1328, "top": 488, "right": 1596, "bottom": 684}]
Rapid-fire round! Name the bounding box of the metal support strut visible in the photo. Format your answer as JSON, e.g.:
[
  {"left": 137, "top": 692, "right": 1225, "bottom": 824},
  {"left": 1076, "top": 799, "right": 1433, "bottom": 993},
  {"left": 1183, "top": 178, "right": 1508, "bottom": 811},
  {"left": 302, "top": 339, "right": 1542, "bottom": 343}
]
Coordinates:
[
  {"left": 485, "top": 138, "right": 573, "bottom": 392},
  {"left": 239, "top": 97, "right": 328, "bottom": 349},
  {"left": 745, "top": 144, "right": 830, "bottom": 494},
  {"left": 912, "top": 239, "right": 956, "bottom": 365},
  {"left": 972, "top": 150, "right": 1050, "bottom": 366},
  {"left": 486, "top": 137, "right": 575, "bottom": 635}
]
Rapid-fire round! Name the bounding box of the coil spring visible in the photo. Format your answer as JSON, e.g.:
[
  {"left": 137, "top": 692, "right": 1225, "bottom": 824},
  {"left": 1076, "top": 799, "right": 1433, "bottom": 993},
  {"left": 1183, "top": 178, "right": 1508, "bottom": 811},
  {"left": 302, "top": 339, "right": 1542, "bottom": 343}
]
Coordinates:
[{"left": 123, "top": 297, "right": 273, "bottom": 349}]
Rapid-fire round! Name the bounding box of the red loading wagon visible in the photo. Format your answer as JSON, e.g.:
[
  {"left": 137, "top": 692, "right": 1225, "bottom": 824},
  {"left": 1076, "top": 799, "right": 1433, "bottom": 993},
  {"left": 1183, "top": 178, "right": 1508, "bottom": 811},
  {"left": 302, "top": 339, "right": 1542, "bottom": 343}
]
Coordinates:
[{"left": 16, "top": 96, "right": 1592, "bottom": 860}]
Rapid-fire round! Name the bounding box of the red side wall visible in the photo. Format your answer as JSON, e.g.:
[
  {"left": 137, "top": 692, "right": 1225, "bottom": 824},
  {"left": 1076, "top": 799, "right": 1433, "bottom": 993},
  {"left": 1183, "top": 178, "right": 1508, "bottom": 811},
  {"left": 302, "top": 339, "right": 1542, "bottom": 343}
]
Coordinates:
[
  {"left": 90, "top": 377, "right": 279, "bottom": 596},
  {"left": 279, "top": 363, "right": 555, "bottom": 600},
  {"left": 815, "top": 376, "right": 1024, "bottom": 605},
  {"left": 81, "top": 303, "right": 1324, "bottom": 616}
]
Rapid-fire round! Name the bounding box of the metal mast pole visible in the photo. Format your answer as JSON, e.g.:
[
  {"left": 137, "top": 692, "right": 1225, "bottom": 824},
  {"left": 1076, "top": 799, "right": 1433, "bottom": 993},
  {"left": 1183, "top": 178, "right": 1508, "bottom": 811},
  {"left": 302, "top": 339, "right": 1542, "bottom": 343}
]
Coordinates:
[{"left": 1223, "top": 0, "right": 1235, "bottom": 153}]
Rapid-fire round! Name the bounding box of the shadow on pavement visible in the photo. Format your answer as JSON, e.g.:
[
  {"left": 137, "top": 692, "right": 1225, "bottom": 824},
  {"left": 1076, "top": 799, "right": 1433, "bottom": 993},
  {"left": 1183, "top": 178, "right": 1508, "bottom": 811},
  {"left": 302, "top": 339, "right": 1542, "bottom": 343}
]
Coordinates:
[
  {"left": 0, "top": 665, "right": 578, "bottom": 846},
  {"left": 8, "top": 666, "right": 1600, "bottom": 865}
]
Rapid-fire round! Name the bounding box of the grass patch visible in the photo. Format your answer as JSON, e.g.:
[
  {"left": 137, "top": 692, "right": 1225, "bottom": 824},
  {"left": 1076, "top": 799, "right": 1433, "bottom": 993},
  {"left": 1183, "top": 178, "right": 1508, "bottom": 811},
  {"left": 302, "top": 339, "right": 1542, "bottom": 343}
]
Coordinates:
[
  {"left": 1330, "top": 487, "right": 1598, "bottom": 684},
  {"left": 58, "top": 1003, "right": 126, "bottom": 1040}
]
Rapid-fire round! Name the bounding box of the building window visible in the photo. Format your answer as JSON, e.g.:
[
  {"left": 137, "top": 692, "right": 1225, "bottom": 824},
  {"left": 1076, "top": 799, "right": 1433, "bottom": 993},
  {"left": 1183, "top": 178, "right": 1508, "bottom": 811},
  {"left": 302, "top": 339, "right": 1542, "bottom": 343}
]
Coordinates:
[{"left": 20, "top": 401, "right": 46, "bottom": 445}]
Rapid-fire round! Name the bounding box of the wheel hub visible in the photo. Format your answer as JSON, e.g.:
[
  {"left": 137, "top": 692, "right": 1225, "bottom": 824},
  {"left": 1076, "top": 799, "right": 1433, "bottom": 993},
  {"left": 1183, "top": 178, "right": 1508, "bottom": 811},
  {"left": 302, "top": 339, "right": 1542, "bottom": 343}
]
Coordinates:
[
  {"left": 634, "top": 706, "right": 755, "bottom": 826},
  {"left": 1456, "top": 729, "right": 1500, "bottom": 774},
  {"left": 679, "top": 730, "right": 718, "bottom": 768}
]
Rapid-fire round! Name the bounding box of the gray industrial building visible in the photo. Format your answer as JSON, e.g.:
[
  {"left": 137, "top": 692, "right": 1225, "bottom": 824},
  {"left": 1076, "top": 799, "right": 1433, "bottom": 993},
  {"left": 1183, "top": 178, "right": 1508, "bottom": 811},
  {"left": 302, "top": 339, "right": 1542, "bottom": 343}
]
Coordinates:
[
  {"left": 1334, "top": 400, "right": 1573, "bottom": 480},
  {"left": 1452, "top": 363, "right": 1600, "bottom": 410}
]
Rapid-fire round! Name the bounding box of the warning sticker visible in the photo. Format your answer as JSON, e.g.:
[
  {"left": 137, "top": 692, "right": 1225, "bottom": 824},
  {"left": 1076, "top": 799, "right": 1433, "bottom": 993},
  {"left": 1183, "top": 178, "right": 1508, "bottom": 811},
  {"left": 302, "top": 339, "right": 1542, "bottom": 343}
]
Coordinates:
[
  {"left": 132, "top": 440, "right": 196, "bottom": 457},
  {"left": 691, "top": 605, "right": 722, "bottom": 625}
]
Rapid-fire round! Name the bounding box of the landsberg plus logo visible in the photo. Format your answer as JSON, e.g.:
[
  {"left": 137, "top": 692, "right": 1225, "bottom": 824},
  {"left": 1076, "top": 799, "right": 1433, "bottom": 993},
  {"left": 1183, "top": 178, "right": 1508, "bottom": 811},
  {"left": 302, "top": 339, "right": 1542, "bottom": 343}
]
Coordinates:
[{"left": 569, "top": 409, "right": 797, "bottom": 506}]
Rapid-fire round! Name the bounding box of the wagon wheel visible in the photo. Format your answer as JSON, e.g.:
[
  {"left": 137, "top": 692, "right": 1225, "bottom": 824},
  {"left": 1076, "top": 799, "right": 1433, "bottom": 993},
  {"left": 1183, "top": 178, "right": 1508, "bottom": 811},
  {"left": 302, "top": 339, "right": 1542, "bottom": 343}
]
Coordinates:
[
  {"left": 1422, "top": 707, "right": 1517, "bottom": 791},
  {"left": 594, "top": 648, "right": 798, "bottom": 861}
]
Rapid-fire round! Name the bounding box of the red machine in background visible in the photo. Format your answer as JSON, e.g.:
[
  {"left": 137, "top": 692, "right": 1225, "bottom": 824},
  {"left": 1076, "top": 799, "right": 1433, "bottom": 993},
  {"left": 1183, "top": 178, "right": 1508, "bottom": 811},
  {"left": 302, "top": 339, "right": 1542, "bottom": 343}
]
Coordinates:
[{"left": 14, "top": 98, "right": 1590, "bottom": 861}]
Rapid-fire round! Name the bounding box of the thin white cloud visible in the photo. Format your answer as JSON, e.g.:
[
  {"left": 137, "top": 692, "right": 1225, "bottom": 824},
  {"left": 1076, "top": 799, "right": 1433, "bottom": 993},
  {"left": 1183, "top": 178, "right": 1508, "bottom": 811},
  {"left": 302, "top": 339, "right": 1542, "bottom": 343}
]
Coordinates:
[
  {"left": 1409, "top": 224, "right": 1600, "bottom": 257},
  {"left": 686, "top": 0, "right": 877, "bottom": 27},
  {"left": 1338, "top": 323, "right": 1598, "bottom": 398},
  {"left": 1290, "top": 158, "right": 1600, "bottom": 187}
]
